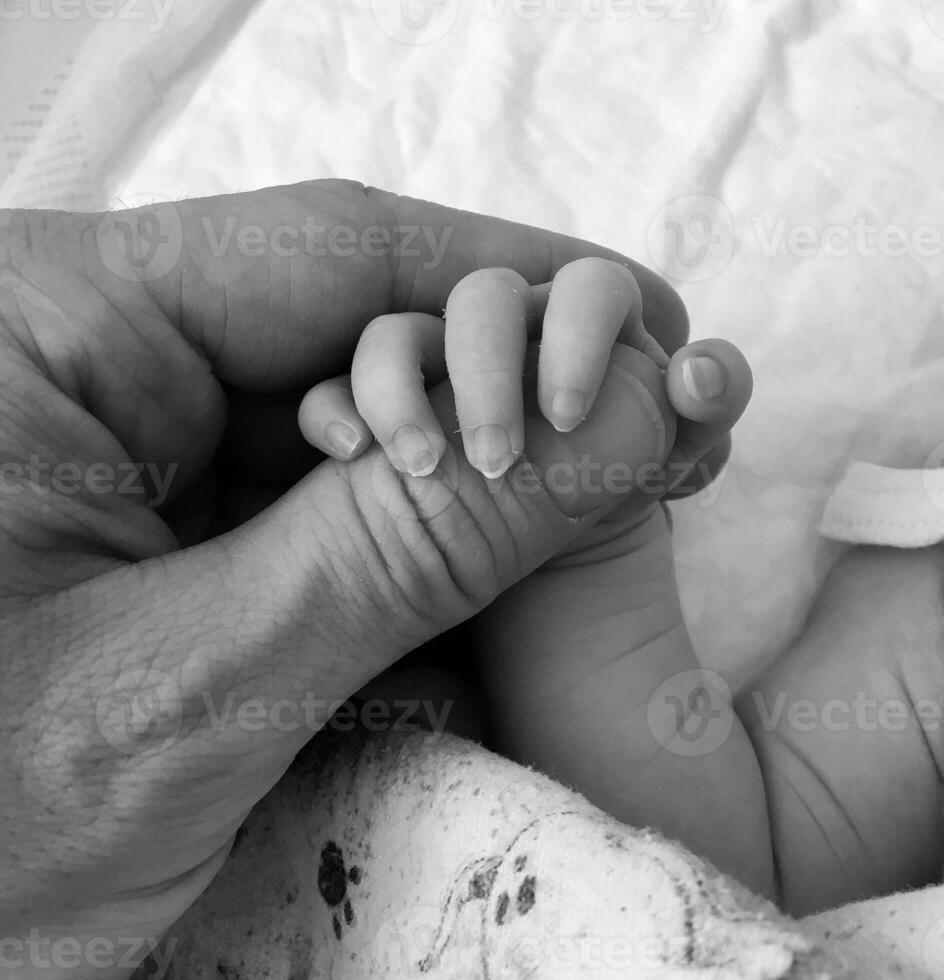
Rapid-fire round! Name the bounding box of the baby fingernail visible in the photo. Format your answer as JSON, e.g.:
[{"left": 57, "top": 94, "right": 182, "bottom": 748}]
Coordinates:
[
  {"left": 325, "top": 420, "right": 363, "bottom": 459},
  {"left": 472, "top": 424, "right": 514, "bottom": 479},
  {"left": 682, "top": 355, "right": 727, "bottom": 402},
  {"left": 550, "top": 387, "right": 587, "bottom": 432},
  {"left": 392, "top": 425, "right": 440, "bottom": 477}
]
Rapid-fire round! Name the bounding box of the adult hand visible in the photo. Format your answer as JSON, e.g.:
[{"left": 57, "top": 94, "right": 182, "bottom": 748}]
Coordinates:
[{"left": 0, "top": 181, "right": 696, "bottom": 973}]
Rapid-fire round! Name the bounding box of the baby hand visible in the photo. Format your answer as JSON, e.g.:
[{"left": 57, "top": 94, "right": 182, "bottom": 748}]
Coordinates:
[
  {"left": 298, "top": 257, "right": 684, "bottom": 481},
  {"left": 298, "top": 255, "right": 770, "bottom": 896}
]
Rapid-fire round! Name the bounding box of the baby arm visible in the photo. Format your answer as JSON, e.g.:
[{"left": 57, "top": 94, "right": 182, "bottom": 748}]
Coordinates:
[
  {"left": 739, "top": 545, "right": 944, "bottom": 914},
  {"left": 472, "top": 362, "right": 944, "bottom": 913},
  {"left": 299, "top": 257, "right": 944, "bottom": 915},
  {"left": 473, "top": 467, "right": 780, "bottom": 901},
  {"left": 298, "top": 256, "right": 775, "bottom": 891},
  {"left": 462, "top": 303, "right": 944, "bottom": 912}
]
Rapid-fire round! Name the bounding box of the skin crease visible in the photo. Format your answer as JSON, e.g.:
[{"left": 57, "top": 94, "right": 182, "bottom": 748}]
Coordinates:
[
  {"left": 1, "top": 182, "right": 942, "bottom": 978},
  {"left": 320, "top": 258, "right": 944, "bottom": 917},
  {"left": 0, "top": 183, "right": 725, "bottom": 971}
]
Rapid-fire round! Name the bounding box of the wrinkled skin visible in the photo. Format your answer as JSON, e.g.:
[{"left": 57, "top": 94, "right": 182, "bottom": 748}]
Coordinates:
[
  {"left": 4, "top": 183, "right": 942, "bottom": 978},
  {"left": 1, "top": 182, "right": 718, "bottom": 965}
]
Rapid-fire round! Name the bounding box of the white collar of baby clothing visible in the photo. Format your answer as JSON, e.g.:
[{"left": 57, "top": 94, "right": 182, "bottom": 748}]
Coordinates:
[{"left": 820, "top": 462, "right": 944, "bottom": 548}]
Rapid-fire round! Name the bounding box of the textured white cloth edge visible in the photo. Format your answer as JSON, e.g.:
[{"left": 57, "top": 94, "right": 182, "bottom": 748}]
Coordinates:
[{"left": 820, "top": 462, "right": 944, "bottom": 549}]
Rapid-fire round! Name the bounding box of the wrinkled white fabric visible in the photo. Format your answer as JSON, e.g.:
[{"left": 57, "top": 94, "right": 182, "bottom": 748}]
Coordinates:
[
  {"left": 820, "top": 461, "right": 944, "bottom": 547},
  {"left": 0, "top": 0, "right": 254, "bottom": 210}
]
